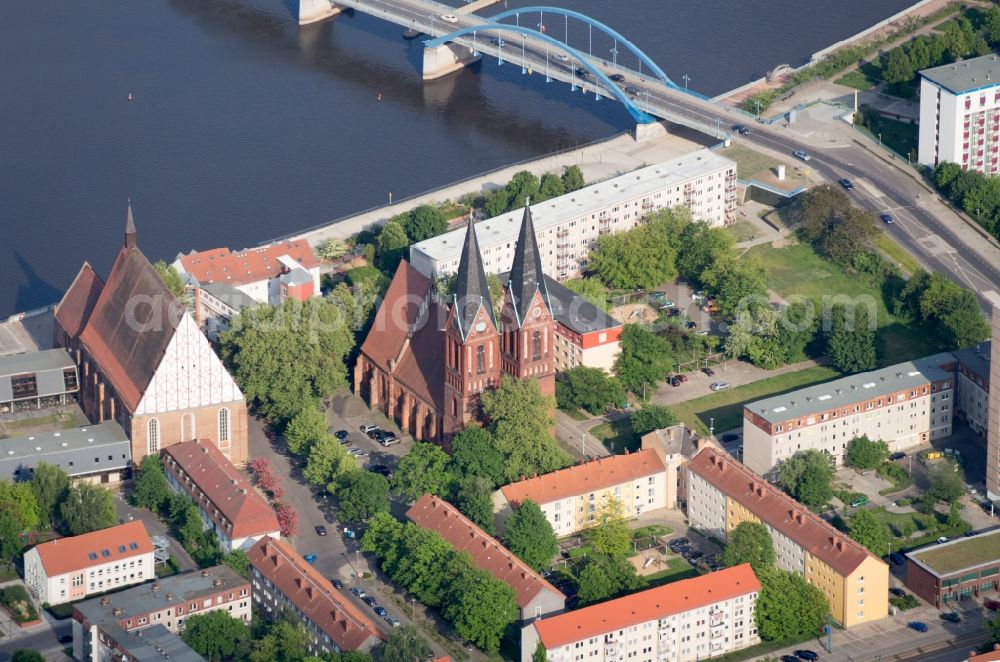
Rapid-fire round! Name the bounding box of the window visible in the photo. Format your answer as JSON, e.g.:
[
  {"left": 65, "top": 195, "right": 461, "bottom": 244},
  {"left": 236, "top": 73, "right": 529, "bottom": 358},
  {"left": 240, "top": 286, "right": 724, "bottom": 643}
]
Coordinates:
[
  {"left": 476, "top": 345, "right": 486, "bottom": 374},
  {"left": 10, "top": 374, "right": 38, "bottom": 399},
  {"left": 148, "top": 419, "right": 160, "bottom": 454},
  {"left": 218, "top": 408, "right": 230, "bottom": 442},
  {"left": 63, "top": 368, "right": 78, "bottom": 391},
  {"left": 532, "top": 331, "right": 542, "bottom": 360}
]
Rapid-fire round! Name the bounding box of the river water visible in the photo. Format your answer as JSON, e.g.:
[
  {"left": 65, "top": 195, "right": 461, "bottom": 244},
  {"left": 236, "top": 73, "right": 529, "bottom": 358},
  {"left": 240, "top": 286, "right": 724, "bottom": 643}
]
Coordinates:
[{"left": 0, "top": 0, "right": 916, "bottom": 315}]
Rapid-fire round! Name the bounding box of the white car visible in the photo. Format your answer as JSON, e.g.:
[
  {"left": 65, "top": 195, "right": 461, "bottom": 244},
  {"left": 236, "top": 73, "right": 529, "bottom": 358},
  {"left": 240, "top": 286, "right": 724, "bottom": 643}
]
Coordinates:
[
  {"left": 709, "top": 382, "right": 731, "bottom": 391},
  {"left": 440, "top": 13, "right": 458, "bottom": 23},
  {"left": 553, "top": 53, "right": 570, "bottom": 62}
]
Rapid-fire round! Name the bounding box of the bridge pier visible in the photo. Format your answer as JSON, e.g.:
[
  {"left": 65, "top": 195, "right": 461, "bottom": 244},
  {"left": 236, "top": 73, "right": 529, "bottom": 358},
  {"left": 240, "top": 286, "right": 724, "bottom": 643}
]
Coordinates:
[
  {"left": 633, "top": 120, "right": 669, "bottom": 143},
  {"left": 299, "top": 0, "right": 340, "bottom": 25},
  {"left": 422, "top": 43, "right": 481, "bottom": 80}
]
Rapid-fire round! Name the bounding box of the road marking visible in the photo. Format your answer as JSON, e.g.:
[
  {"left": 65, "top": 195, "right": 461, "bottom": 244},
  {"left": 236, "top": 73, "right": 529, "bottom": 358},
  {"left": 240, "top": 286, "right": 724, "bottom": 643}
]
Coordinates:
[{"left": 917, "top": 234, "right": 955, "bottom": 255}]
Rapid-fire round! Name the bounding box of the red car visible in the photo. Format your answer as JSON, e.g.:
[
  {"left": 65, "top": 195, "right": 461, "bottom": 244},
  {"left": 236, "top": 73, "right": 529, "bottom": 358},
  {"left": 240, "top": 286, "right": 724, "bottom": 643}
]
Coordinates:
[{"left": 985, "top": 599, "right": 1000, "bottom": 611}]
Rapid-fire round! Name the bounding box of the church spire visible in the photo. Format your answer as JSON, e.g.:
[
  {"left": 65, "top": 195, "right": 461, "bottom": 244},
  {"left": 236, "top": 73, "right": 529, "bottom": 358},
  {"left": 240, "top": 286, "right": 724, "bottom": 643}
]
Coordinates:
[
  {"left": 508, "top": 199, "right": 550, "bottom": 326},
  {"left": 452, "top": 217, "right": 495, "bottom": 339},
  {"left": 125, "top": 199, "right": 137, "bottom": 249}
]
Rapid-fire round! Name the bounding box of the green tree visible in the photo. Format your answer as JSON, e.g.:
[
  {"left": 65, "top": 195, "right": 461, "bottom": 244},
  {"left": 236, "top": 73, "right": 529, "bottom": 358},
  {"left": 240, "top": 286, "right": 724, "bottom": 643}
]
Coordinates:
[
  {"left": 702, "top": 256, "right": 768, "bottom": 319},
  {"left": 376, "top": 220, "right": 410, "bottom": 273},
  {"left": 11, "top": 651, "right": 44, "bottom": 662},
  {"left": 249, "top": 618, "right": 311, "bottom": 662},
  {"left": 450, "top": 427, "right": 505, "bottom": 487},
  {"left": 947, "top": 500, "right": 962, "bottom": 528},
  {"left": 503, "top": 500, "right": 558, "bottom": 571},
  {"left": 576, "top": 553, "right": 646, "bottom": 605},
  {"left": 755, "top": 567, "right": 830, "bottom": 641},
  {"left": 725, "top": 305, "right": 788, "bottom": 369},
  {"left": 404, "top": 205, "right": 447, "bottom": 243},
  {"left": 303, "top": 434, "right": 358, "bottom": 487},
  {"left": 532, "top": 640, "right": 549, "bottom": 662},
  {"left": 556, "top": 366, "right": 626, "bottom": 415},
  {"left": 220, "top": 297, "right": 357, "bottom": 426},
  {"left": 614, "top": 325, "right": 674, "bottom": 395},
  {"left": 391, "top": 442, "right": 454, "bottom": 502},
  {"left": 130, "top": 455, "right": 170, "bottom": 512},
  {"left": 182, "top": 610, "right": 251, "bottom": 661},
  {"left": 379, "top": 625, "right": 432, "bottom": 662},
  {"left": 986, "top": 5, "right": 1000, "bottom": 46},
  {"left": 939, "top": 289, "right": 990, "bottom": 349},
  {"left": 826, "top": 303, "right": 876, "bottom": 373},
  {"left": 629, "top": 404, "right": 678, "bottom": 436},
  {"left": 927, "top": 463, "right": 965, "bottom": 502},
  {"left": 563, "top": 277, "right": 609, "bottom": 311},
  {"left": 335, "top": 471, "right": 390, "bottom": 523},
  {"left": 314, "top": 237, "right": 349, "bottom": 261},
  {"left": 0, "top": 511, "right": 23, "bottom": 564},
  {"left": 778, "top": 298, "right": 821, "bottom": 363},
  {"left": 675, "top": 222, "right": 734, "bottom": 285},
  {"left": 881, "top": 47, "right": 915, "bottom": 86},
  {"left": 443, "top": 566, "right": 518, "bottom": 651},
  {"left": 561, "top": 165, "right": 585, "bottom": 192},
  {"left": 720, "top": 521, "right": 775, "bottom": 574},
  {"left": 590, "top": 224, "right": 676, "bottom": 290},
  {"left": 778, "top": 450, "right": 835, "bottom": 508},
  {"left": 0, "top": 480, "right": 41, "bottom": 533},
  {"left": 590, "top": 500, "right": 632, "bottom": 557},
  {"left": 30, "top": 462, "right": 69, "bottom": 530},
  {"left": 480, "top": 376, "right": 569, "bottom": 482},
  {"left": 844, "top": 435, "right": 889, "bottom": 470},
  {"left": 222, "top": 550, "right": 250, "bottom": 579},
  {"left": 59, "top": 482, "right": 116, "bottom": 536},
  {"left": 537, "top": 173, "right": 565, "bottom": 201},
  {"left": 506, "top": 171, "right": 541, "bottom": 211},
  {"left": 576, "top": 560, "right": 615, "bottom": 605},
  {"left": 153, "top": 260, "right": 191, "bottom": 307},
  {"left": 455, "top": 476, "right": 496, "bottom": 535},
  {"left": 284, "top": 405, "right": 329, "bottom": 457},
  {"left": 847, "top": 509, "right": 891, "bottom": 557}
]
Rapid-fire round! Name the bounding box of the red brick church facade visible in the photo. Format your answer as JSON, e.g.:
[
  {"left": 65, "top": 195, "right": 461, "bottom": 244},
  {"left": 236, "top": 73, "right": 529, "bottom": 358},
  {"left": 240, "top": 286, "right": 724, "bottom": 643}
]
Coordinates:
[{"left": 355, "top": 205, "right": 556, "bottom": 442}]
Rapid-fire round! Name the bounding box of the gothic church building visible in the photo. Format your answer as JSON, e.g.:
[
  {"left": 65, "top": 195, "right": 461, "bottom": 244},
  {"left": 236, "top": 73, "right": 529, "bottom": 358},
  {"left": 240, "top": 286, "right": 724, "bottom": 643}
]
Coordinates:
[{"left": 355, "top": 205, "right": 555, "bottom": 441}]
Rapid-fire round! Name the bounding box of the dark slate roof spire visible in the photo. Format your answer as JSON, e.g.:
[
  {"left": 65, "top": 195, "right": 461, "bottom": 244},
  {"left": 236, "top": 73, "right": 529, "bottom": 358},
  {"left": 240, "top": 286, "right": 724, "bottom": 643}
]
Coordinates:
[
  {"left": 452, "top": 217, "right": 495, "bottom": 339},
  {"left": 509, "top": 199, "right": 550, "bottom": 326},
  {"left": 125, "top": 199, "right": 137, "bottom": 249}
]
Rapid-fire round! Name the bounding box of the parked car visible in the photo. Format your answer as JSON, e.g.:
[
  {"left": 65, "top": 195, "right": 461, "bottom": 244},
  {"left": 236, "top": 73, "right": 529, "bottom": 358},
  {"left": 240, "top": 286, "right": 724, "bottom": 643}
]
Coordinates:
[
  {"left": 696, "top": 330, "right": 709, "bottom": 336},
  {"left": 315, "top": 525, "right": 328, "bottom": 536},
  {"left": 360, "top": 424, "right": 378, "bottom": 434},
  {"left": 838, "top": 178, "right": 854, "bottom": 190},
  {"left": 304, "top": 553, "right": 317, "bottom": 565},
  {"left": 709, "top": 382, "right": 731, "bottom": 391},
  {"left": 794, "top": 651, "right": 819, "bottom": 661},
  {"left": 351, "top": 587, "right": 366, "bottom": 598},
  {"left": 941, "top": 612, "right": 961, "bottom": 623},
  {"left": 385, "top": 615, "right": 401, "bottom": 627},
  {"left": 363, "top": 595, "right": 377, "bottom": 607},
  {"left": 721, "top": 433, "right": 740, "bottom": 442},
  {"left": 984, "top": 599, "right": 1000, "bottom": 611},
  {"left": 334, "top": 429, "right": 349, "bottom": 440},
  {"left": 702, "top": 367, "right": 716, "bottom": 377},
  {"left": 889, "top": 451, "right": 906, "bottom": 460},
  {"left": 889, "top": 587, "right": 906, "bottom": 597},
  {"left": 685, "top": 321, "right": 698, "bottom": 329},
  {"left": 937, "top": 536, "right": 949, "bottom": 544},
  {"left": 379, "top": 434, "right": 401, "bottom": 447},
  {"left": 365, "top": 427, "right": 383, "bottom": 439},
  {"left": 793, "top": 150, "right": 811, "bottom": 161},
  {"left": 880, "top": 213, "right": 894, "bottom": 224},
  {"left": 374, "top": 606, "right": 388, "bottom": 617},
  {"left": 907, "top": 621, "right": 929, "bottom": 632},
  {"left": 781, "top": 656, "right": 801, "bottom": 662},
  {"left": 332, "top": 579, "right": 343, "bottom": 589},
  {"left": 349, "top": 448, "right": 369, "bottom": 457},
  {"left": 370, "top": 464, "right": 393, "bottom": 477},
  {"left": 889, "top": 552, "right": 905, "bottom": 566}
]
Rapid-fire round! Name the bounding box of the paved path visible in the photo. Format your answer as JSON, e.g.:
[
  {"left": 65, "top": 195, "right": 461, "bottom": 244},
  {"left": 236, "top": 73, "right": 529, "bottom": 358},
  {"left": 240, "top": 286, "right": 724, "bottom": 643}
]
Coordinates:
[{"left": 648, "top": 357, "right": 828, "bottom": 408}]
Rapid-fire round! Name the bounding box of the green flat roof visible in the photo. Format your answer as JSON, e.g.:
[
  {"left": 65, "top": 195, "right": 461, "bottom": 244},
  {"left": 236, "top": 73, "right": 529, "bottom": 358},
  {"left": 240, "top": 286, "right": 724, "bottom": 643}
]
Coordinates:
[{"left": 909, "top": 530, "right": 1000, "bottom": 576}]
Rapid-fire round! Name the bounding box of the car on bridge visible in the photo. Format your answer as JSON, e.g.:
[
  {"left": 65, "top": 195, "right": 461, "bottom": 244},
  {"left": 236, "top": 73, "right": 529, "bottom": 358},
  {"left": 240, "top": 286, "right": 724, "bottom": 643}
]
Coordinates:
[
  {"left": 793, "top": 149, "right": 811, "bottom": 161},
  {"left": 624, "top": 85, "right": 639, "bottom": 96},
  {"left": 732, "top": 124, "right": 750, "bottom": 135},
  {"left": 440, "top": 13, "right": 458, "bottom": 23},
  {"left": 490, "top": 38, "right": 506, "bottom": 47},
  {"left": 554, "top": 53, "right": 570, "bottom": 62},
  {"left": 575, "top": 67, "right": 593, "bottom": 79},
  {"left": 609, "top": 73, "right": 626, "bottom": 83}
]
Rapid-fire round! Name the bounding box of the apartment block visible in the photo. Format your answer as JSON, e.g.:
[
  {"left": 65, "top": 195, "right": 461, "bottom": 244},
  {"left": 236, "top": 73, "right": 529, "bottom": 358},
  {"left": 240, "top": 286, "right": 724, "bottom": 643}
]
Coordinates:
[
  {"left": 495, "top": 449, "right": 667, "bottom": 536},
  {"left": 953, "top": 341, "right": 991, "bottom": 437},
  {"left": 410, "top": 150, "right": 737, "bottom": 282},
  {"left": 248, "top": 536, "right": 381, "bottom": 653},
  {"left": 162, "top": 439, "right": 280, "bottom": 552},
  {"left": 918, "top": 54, "right": 1000, "bottom": 173},
  {"left": 23, "top": 521, "right": 155, "bottom": 606},
  {"left": 742, "top": 353, "right": 956, "bottom": 476},
  {"left": 686, "top": 448, "right": 888, "bottom": 628},
  {"left": 639, "top": 424, "right": 714, "bottom": 510},
  {"left": 988, "top": 309, "right": 1000, "bottom": 501},
  {"left": 520, "top": 564, "right": 761, "bottom": 662},
  {"left": 71, "top": 565, "right": 250, "bottom": 661},
  {"left": 406, "top": 495, "right": 565, "bottom": 622},
  {"left": 903, "top": 529, "right": 1000, "bottom": 607},
  {"left": 541, "top": 275, "right": 623, "bottom": 372}
]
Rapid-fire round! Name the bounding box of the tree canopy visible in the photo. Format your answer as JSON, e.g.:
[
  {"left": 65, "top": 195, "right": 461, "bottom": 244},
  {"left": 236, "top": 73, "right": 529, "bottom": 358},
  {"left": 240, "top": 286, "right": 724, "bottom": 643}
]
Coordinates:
[
  {"left": 284, "top": 405, "right": 329, "bottom": 457},
  {"left": 562, "top": 277, "right": 609, "bottom": 311},
  {"left": 376, "top": 219, "right": 410, "bottom": 273},
  {"left": 0, "top": 480, "right": 40, "bottom": 533},
  {"left": 891, "top": 267, "right": 989, "bottom": 350},
  {"left": 335, "top": 471, "right": 390, "bottom": 523},
  {"left": 391, "top": 442, "right": 454, "bottom": 502},
  {"left": 589, "top": 500, "right": 632, "bottom": 558},
  {"left": 614, "top": 325, "right": 674, "bottom": 395},
  {"left": 130, "top": 455, "right": 170, "bottom": 512},
  {"left": 629, "top": 404, "right": 678, "bottom": 436},
  {"left": 403, "top": 205, "right": 448, "bottom": 243},
  {"left": 30, "top": 462, "right": 69, "bottom": 530},
  {"left": 303, "top": 434, "right": 358, "bottom": 487},
  {"left": 450, "top": 426, "right": 505, "bottom": 488},
  {"left": 927, "top": 462, "right": 965, "bottom": 503},
  {"left": 58, "top": 482, "right": 116, "bottom": 536},
  {"left": 454, "top": 476, "right": 496, "bottom": 535},
  {"left": 182, "top": 610, "right": 251, "bottom": 661},
  {"left": 778, "top": 450, "right": 835, "bottom": 508},
  {"left": 755, "top": 567, "right": 830, "bottom": 641},
  {"left": 576, "top": 552, "right": 646, "bottom": 605},
  {"left": 844, "top": 435, "right": 889, "bottom": 470},
  {"left": 825, "top": 303, "right": 876, "bottom": 373},
  {"left": 556, "top": 366, "right": 626, "bottom": 415},
  {"left": 379, "top": 626, "right": 432, "bottom": 662},
  {"left": 847, "top": 509, "right": 891, "bottom": 557},
  {"left": 503, "top": 500, "right": 558, "bottom": 571},
  {"left": 720, "top": 521, "right": 775, "bottom": 574}
]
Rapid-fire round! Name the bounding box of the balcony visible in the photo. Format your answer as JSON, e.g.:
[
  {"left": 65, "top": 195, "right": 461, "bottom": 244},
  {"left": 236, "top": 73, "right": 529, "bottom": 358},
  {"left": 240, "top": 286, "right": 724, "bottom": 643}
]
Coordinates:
[{"left": 710, "top": 626, "right": 726, "bottom": 639}]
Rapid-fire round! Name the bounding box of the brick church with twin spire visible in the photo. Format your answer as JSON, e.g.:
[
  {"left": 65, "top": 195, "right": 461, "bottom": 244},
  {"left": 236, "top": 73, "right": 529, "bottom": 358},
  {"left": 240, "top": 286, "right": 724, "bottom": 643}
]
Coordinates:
[{"left": 355, "top": 204, "right": 555, "bottom": 441}]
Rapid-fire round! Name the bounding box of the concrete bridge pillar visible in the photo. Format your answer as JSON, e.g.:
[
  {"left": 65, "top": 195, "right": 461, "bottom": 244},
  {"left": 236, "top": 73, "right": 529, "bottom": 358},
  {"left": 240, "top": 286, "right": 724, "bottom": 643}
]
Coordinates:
[
  {"left": 422, "top": 43, "right": 481, "bottom": 80},
  {"left": 634, "top": 120, "right": 669, "bottom": 143},
  {"left": 299, "top": 0, "right": 340, "bottom": 25}
]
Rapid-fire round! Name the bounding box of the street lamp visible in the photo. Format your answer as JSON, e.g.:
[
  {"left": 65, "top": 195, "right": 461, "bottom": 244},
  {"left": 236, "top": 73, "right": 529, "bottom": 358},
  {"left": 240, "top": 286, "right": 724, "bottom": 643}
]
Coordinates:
[
  {"left": 580, "top": 431, "right": 585, "bottom": 457},
  {"left": 388, "top": 192, "right": 392, "bottom": 205},
  {"left": 878, "top": 133, "right": 882, "bottom": 150},
  {"left": 610, "top": 45, "right": 618, "bottom": 70},
  {"left": 682, "top": 73, "right": 690, "bottom": 90},
  {"left": 709, "top": 417, "right": 715, "bottom": 436},
  {"left": 755, "top": 99, "right": 761, "bottom": 119}
]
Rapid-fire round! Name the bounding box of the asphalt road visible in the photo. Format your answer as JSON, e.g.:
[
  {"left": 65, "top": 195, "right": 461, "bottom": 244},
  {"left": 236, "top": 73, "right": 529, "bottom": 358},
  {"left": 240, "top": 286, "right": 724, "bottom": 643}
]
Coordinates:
[{"left": 0, "top": 621, "right": 70, "bottom": 662}]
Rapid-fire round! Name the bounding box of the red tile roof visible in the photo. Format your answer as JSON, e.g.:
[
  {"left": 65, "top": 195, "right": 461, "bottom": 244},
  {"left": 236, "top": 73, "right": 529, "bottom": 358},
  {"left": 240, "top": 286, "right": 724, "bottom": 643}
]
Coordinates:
[
  {"left": 76, "top": 244, "right": 184, "bottom": 410},
  {"left": 406, "top": 495, "right": 565, "bottom": 610},
  {"left": 162, "top": 440, "right": 279, "bottom": 540},
  {"left": 688, "top": 447, "right": 882, "bottom": 577},
  {"left": 32, "top": 521, "right": 153, "bottom": 577},
  {"left": 532, "top": 564, "right": 760, "bottom": 649},
  {"left": 55, "top": 262, "right": 105, "bottom": 340},
  {"left": 177, "top": 241, "right": 317, "bottom": 287},
  {"left": 247, "top": 537, "right": 381, "bottom": 651},
  {"left": 969, "top": 647, "right": 1000, "bottom": 662},
  {"left": 500, "top": 449, "right": 666, "bottom": 506},
  {"left": 359, "top": 261, "right": 445, "bottom": 410}
]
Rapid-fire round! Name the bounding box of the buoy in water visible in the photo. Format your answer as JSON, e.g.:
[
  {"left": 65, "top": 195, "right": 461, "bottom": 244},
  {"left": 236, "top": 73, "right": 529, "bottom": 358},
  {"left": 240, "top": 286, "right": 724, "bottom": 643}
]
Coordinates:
[
  {"left": 377, "top": 92, "right": 383, "bottom": 101},
  {"left": 128, "top": 92, "right": 133, "bottom": 101}
]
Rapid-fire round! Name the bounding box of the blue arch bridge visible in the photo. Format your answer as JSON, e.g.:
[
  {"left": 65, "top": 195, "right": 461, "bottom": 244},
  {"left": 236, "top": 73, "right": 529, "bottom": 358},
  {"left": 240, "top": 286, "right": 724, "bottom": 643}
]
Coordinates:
[{"left": 298, "top": 0, "right": 733, "bottom": 138}]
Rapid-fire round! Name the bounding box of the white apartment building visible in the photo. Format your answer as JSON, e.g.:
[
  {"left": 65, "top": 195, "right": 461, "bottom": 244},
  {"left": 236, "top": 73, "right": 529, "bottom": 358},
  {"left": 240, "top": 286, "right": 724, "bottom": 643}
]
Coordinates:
[
  {"left": 410, "top": 150, "right": 738, "bottom": 281},
  {"left": 953, "top": 342, "right": 991, "bottom": 437},
  {"left": 742, "top": 353, "right": 956, "bottom": 476},
  {"left": 639, "top": 425, "right": 713, "bottom": 510},
  {"left": 495, "top": 449, "right": 668, "bottom": 536},
  {"left": 520, "top": 564, "right": 760, "bottom": 662},
  {"left": 918, "top": 54, "right": 1000, "bottom": 172},
  {"left": 23, "top": 521, "right": 155, "bottom": 606}
]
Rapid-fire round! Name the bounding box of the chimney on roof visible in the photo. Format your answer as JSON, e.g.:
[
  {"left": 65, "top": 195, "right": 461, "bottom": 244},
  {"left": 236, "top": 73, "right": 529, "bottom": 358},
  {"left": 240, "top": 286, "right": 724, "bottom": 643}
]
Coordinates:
[
  {"left": 213, "top": 578, "right": 223, "bottom": 587},
  {"left": 201, "top": 569, "right": 210, "bottom": 577},
  {"left": 152, "top": 582, "right": 161, "bottom": 591},
  {"left": 835, "top": 540, "right": 844, "bottom": 552},
  {"left": 166, "top": 593, "right": 174, "bottom": 602},
  {"left": 100, "top": 597, "right": 110, "bottom": 606},
  {"left": 796, "top": 512, "right": 804, "bottom": 525},
  {"left": 113, "top": 607, "right": 123, "bottom": 616}
]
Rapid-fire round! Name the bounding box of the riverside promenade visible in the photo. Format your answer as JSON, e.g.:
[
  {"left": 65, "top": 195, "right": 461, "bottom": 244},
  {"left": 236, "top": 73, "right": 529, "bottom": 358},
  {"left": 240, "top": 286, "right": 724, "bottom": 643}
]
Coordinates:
[{"left": 280, "top": 128, "right": 712, "bottom": 247}]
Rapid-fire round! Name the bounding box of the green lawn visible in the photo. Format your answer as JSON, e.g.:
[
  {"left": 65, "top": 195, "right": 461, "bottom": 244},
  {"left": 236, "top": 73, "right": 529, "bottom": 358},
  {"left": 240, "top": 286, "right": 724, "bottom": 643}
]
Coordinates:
[
  {"left": 745, "top": 242, "right": 942, "bottom": 365},
  {"left": 646, "top": 556, "right": 700, "bottom": 586},
  {"left": 559, "top": 407, "right": 590, "bottom": 421},
  {"left": 590, "top": 417, "right": 638, "bottom": 452},
  {"left": 835, "top": 69, "right": 878, "bottom": 91},
  {"left": 863, "top": 113, "right": 919, "bottom": 159},
  {"left": 727, "top": 220, "right": 758, "bottom": 243},
  {"left": 873, "top": 231, "right": 922, "bottom": 276},
  {"left": 719, "top": 145, "right": 782, "bottom": 179},
  {"left": 670, "top": 365, "right": 843, "bottom": 435},
  {"left": 868, "top": 506, "right": 973, "bottom": 551}
]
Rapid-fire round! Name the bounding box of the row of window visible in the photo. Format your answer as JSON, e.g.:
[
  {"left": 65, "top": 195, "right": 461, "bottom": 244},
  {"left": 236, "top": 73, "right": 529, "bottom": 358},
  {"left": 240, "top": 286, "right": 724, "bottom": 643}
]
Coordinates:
[{"left": 147, "top": 408, "right": 230, "bottom": 454}]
